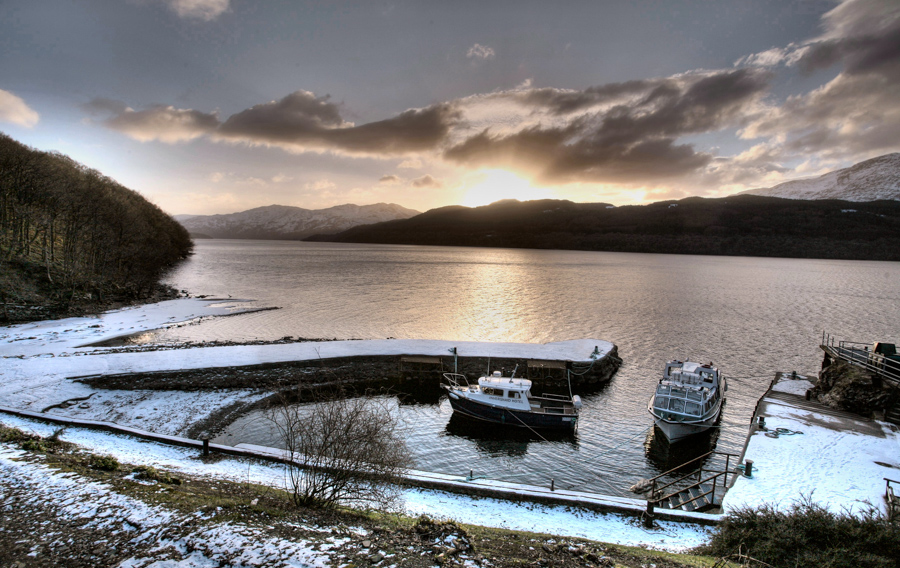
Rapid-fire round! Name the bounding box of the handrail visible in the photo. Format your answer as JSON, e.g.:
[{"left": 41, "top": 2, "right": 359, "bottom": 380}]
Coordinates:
[
  {"left": 825, "top": 344, "right": 900, "bottom": 386},
  {"left": 646, "top": 450, "right": 740, "bottom": 509},
  {"left": 658, "top": 470, "right": 727, "bottom": 502},
  {"left": 646, "top": 450, "right": 740, "bottom": 485},
  {"left": 658, "top": 471, "right": 730, "bottom": 509}
]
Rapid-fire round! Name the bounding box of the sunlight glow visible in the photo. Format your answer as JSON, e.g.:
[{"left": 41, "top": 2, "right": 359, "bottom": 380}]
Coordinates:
[{"left": 461, "top": 169, "right": 556, "bottom": 207}]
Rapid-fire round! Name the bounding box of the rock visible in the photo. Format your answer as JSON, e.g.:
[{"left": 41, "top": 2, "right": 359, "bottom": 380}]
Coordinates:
[
  {"left": 362, "top": 539, "right": 371, "bottom": 548},
  {"left": 369, "top": 552, "right": 384, "bottom": 563}
]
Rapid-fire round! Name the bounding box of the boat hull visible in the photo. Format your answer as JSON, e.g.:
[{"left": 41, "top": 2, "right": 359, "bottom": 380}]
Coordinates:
[
  {"left": 652, "top": 412, "right": 718, "bottom": 442},
  {"left": 447, "top": 395, "right": 577, "bottom": 430}
]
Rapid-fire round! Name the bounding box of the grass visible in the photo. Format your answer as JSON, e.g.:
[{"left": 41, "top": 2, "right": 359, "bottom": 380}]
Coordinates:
[{"left": 1, "top": 423, "right": 729, "bottom": 567}]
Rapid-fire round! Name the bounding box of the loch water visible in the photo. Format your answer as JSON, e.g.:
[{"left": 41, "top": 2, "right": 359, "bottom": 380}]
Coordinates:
[{"left": 154, "top": 240, "right": 900, "bottom": 495}]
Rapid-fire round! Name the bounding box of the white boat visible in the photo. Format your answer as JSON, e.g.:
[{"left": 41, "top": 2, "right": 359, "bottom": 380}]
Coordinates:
[
  {"left": 648, "top": 360, "right": 725, "bottom": 442},
  {"left": 441, "top": 371, "right": 582, "bottom": 430}
]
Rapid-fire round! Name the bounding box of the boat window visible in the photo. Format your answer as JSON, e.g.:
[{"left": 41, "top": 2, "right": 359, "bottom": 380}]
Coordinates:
[
  {"left": 685, "top": 402, "right": 701, "bottom": 415},
  {"left": 507, "top": 391, "right": 520, "bottom": 399},
  {"left": 657, "top": 385, "right": 670, "bottom": 395},
  {"left": 654, "top": 397, "right": 668, "bottom": 409},
  {"left": 687, "top": 391, "right": 702, "bottom": 402},
  {"left": 670, "top": 387, "right": 686, "bottom": 398},
  {"left": 482, "top": 387, "right": 498, "bottom": 396},
  {"left": 669, "top": 398, "right": 685, "bottom": 413}
]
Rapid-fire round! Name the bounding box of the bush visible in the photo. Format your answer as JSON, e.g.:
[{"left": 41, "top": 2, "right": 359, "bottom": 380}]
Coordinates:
[
  {"left": 133, "top": 465, "right": 182, "bottom": 485},
  {"left": 90, "top": 454, "right": 120, "bottom": 471},
  {"left": 20, "top": 438, "right": 47, "bottom": 452},
  {"left": 266, "top": 382, "right": 412, "bottom": 509},
  {"left": 699, "top": 499, "right": 900, "bottom": 568}
]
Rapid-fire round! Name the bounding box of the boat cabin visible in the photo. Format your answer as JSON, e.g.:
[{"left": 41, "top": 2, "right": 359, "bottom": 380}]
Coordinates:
[
  {"left": 653, "top": 361, "right": 721, "bottom": 421},
  {"left": 471, "top": 371, "right": 534, "bottom": 411}
]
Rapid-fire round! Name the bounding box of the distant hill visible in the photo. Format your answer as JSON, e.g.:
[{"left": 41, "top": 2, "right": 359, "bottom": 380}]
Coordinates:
[
  {"left": 741, "top": 153, "right": 900, "bottom": 201},
  {"left": 178, "top": 203, "right": 420, "bottom": 240},
  {"left": 308, "top": 196, "right": 900, "bottom": 261}
]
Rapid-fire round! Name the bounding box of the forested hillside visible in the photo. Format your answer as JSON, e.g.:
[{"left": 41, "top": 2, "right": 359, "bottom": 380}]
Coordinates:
[
  {"left": 0, "top": 133, "right": 193, "bottom": 323},
  {"left": 312, "top": 196, "right": 900, "bottom": 261}
]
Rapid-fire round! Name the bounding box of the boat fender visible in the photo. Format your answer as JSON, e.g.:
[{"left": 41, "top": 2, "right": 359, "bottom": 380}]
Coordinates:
[
  {"left": 448, "top": 391, "right": 460, "bottom": 400},
  {"left": 572, "top": 395, "right": 583, "bottom": 409}
]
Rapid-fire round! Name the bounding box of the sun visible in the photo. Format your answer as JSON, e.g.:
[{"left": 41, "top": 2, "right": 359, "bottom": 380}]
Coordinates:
[{"left": 460, "top": 169, "right": 556, "bottom": 207}]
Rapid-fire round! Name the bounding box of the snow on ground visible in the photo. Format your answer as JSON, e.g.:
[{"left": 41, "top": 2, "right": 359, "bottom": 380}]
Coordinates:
[
  {"left": 0, "top": 412, "right": 713, "bottom": 552},
  {"left": 0, "top": 298, "right": 613, "bottom": 436},
  {"left": 722, "top": 377, "right": 900, "bottom": 515},
  {"left": 1, "top": 442, "right": 338, "bottom": 567}
]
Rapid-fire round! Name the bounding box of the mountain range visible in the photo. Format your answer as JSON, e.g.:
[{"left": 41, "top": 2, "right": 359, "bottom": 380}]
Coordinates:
[
  {"left": 741, "top": 153, "right": 900, "bottom": 201},
  {"left": 309, "top": 195, "right": 900, "bottom": 261},
  {"left": 176, "top": 203, "right": 420, "bottom": 240}
]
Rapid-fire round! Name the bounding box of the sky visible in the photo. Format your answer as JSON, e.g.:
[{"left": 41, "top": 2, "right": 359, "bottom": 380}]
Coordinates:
[{"left": 1, "top": 0, "right": 899, "bottom": 215}]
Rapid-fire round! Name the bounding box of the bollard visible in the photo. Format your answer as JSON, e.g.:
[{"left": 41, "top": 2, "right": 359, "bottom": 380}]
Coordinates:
[
  {"left": 805, "top": 389, "right": 811, "bottom": 401},
  {"left": 791, "top": 370, "right": 797, "bottom": 379},
  {"left": 744, "top": 459, "right": 753, "bottom": 477},
  {"left": 203, "top": 438, "right": 209, "bottom": 456},
  {"left": 757, "top": 416, "right": 766, "bottom": 430},
  {"left": 468, "top": 469, "right": 473, "bottom": 481},
  {"left": 644, "top": 500, "right": 655, "bottom": 528},
  {"left": 551, "top": 479, "right": 555, "bottom": 491}
]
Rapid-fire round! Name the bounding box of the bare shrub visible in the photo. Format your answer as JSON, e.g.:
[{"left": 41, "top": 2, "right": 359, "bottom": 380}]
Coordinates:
[{"left": 266, "top": 383, "right": 412, "bottom": 510}]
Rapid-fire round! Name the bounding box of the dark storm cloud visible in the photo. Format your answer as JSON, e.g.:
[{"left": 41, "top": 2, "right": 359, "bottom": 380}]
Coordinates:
[
  {"left": 797, "top": 22, "right": 900, "bottom": 76},
  {"left": 217, "top": 91, "right": 347, "bottom": 140},
  {"left": 82, "top": 98, "right": 219, "bottom": 142},
  {"left": 447, "top": 68, "right": 771, "bottom": 183},
  {"left": 217, "top": 91, "right": 460, "bottom": 156},
  {"left": 518, "top": 79, "right": 659, "bottom": 115},
  {"left": 794, "top": 0, "right": 900, "bottom": 77},
  {"left": 739, "top": 0, "right": 900, "bottom": 161}
]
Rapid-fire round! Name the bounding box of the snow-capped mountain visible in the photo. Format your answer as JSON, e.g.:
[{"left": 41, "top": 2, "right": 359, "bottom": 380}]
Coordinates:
[
  {"left": 178, "top": 203, "right": 420, "bottom": 240},
  {"left": 741, "top": 153, "right": 900, "bottom": 201}
]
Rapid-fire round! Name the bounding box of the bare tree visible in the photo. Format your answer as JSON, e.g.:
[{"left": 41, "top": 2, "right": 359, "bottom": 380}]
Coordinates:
[{"left": 266, "top": 383, "right": 412, "bottom": 510}]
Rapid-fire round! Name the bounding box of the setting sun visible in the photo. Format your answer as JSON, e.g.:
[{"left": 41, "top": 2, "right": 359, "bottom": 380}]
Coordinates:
[{"left": 460, "top": 170, "right": 556, "bottom": 207}]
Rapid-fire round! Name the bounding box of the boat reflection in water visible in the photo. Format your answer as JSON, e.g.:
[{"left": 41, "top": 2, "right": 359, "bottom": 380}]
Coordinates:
[
  {"left": 643, "top": 421, "right": 721, "bottom": 475},
  {"left": 443, "top": 413, "right": 578, "bottom": 458}
]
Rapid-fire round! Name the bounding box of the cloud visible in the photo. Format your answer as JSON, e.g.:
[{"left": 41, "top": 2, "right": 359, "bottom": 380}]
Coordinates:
[
  {"left": 0, "top": 89, "right": 39, "bottom": 128},
  {"left": 411, "top": 174, "right": 442, "bottom": 188},
  {"left": 734, "top": 0, "right": 900, "bottom": 79},
  {"left": 164, "top": 0, "right": 229, "bottom": 21},
  {"left": 738, "top": 0, "right": 900, "bottom": 162},
  {"left": 83, "top": 98, "right": 219, "bottom": 142},
  {"left": 794, "top": 0, "right": 900, "bottom": 77},
  {"left": 378, "top": 174, "right": 402, "bottom": 185},
  {"left": 397, "top": 159, "right": 422, "bottom": 169},
  {"left": 217, "top": 90, "right": 461, "bottom": 156},
  {"left": 467, "top": 44, "right": 496, "bottom": 60},
  {"left": 446, "top": 68, "right": 771, "bottom": 183}
]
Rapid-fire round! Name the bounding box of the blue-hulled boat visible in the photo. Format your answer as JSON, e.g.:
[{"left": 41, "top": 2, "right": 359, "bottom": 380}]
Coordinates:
[{"left": 441, "top": 371, "right": 582, "bottom": 430}]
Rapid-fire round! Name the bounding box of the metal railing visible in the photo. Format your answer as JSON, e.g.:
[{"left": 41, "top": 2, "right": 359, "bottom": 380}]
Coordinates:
[
  {"left": 821, "top": 332, "right": 900, "bottom": 387},
  {"left": 886, "top": 478, "right": 900, "bottom": 522},
  {"left": 645, "top": 450, "right": 741, "bottom": 511}
]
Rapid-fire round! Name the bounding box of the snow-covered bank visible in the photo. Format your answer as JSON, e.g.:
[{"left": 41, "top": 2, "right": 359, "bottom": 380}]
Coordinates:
[
  {"left": 0, "top": 412, "right": 713, "bottom": 552},
  {"left": 0, "top": 298, "right": 613, "bottom": 436},
  {"left": 722, "top": 375, "right": 900, "bottom": 516}
]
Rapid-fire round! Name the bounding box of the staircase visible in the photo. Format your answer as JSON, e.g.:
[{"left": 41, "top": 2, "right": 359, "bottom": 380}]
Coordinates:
[
  {"left": 665, "top": 483, "right": 717, "bottom": 512},
  {"left": 642, "top": 451, "right": 741, "bottom": 513},
  {"left": 885, "top": 390, "right": 900, "bottom": 426}
]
